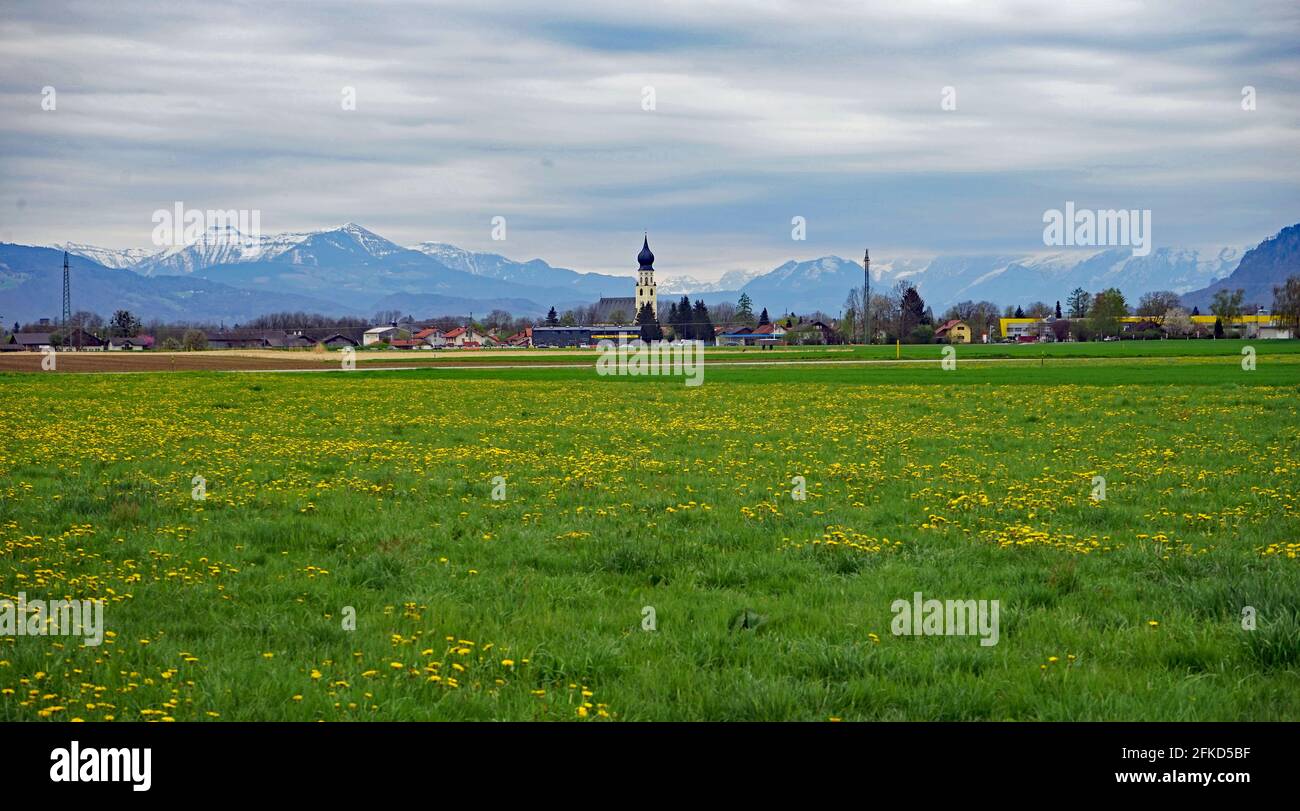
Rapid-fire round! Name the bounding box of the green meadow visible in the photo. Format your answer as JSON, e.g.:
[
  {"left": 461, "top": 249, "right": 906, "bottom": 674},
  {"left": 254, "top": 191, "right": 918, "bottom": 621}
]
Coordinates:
[{"left": 1, "top": 342, "right": 1298, "bottom": 720}]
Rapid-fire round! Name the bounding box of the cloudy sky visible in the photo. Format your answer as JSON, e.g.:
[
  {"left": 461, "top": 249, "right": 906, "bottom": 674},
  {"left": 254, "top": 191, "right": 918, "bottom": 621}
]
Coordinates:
[{"left": 1, "top": 0, "right": 1297, "bottom": 280}]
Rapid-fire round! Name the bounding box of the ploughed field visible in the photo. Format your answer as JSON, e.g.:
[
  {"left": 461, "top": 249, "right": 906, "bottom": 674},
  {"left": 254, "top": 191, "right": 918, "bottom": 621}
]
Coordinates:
[{"left": 1, "top": 350, "right": 1298, "bottom": 720}]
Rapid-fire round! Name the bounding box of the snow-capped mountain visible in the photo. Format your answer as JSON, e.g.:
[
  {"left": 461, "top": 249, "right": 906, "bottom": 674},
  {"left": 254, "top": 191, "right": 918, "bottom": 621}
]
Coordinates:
[
  {"left": 133, "top": 222, "right": 401, "bottom": 276},
  {"left": 25, "top": 220, "right": 1281, "bottom": 324},
  {"left": 407, "top": 241, "right": 626, "bottom": 297},
  {"left": 698, "top": 248, "right": 1239, "bottom": 315},
  {"left": 57, "top": 242, "right": 156, "bottom": 270},
  {"left": 660, "top": 268, "right": 765, "bottom": 294}
]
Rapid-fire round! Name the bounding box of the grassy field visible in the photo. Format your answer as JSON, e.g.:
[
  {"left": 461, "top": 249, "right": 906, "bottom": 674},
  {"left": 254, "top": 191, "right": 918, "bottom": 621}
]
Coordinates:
[{"left": 1, "top": 344, "right": 1298, "bottom": 720}]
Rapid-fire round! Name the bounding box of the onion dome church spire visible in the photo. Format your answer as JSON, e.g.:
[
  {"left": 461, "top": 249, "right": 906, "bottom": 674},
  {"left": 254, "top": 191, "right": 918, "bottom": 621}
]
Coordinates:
[
  {"left": 638, "top": 234, "right": 655, "bottom": 270},
  {"left": 635, "top": 233, "right": 658, "bottom": 317}
]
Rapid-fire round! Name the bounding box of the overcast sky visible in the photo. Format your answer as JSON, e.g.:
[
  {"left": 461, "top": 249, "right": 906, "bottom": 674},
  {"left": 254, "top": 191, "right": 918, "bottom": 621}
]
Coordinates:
[{"left": 2, "top": 0, "right": 1297, "bottom": 279}]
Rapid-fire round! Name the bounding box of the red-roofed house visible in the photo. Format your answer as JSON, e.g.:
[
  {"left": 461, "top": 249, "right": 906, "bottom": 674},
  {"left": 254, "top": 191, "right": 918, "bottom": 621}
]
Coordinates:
[
  {"left": 934, "top": 319, "right": 972, "bottom": 344},
  {"left": 412, "top": 327, "right": 446, "bottom": 348},
  {"left": 443, "top": 327, "right": 487, "bottom": 347}
]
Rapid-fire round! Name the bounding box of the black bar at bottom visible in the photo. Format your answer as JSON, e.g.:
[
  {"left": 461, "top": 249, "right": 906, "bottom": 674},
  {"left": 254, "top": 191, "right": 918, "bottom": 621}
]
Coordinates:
[{"left": 5, "top": 722, "right": 1289, "bottom": 798}]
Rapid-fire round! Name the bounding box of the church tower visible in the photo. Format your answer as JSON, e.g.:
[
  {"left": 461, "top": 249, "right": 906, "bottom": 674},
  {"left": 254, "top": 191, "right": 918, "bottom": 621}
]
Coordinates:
[{"left": 635, "top": 234, "right": 658, "bottom": 317}]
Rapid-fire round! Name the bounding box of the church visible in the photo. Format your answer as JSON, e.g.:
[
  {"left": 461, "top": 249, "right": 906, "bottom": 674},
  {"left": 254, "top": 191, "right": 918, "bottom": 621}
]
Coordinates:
[{"left": 592, "top": 235, "right": 658, "bottom": 323}]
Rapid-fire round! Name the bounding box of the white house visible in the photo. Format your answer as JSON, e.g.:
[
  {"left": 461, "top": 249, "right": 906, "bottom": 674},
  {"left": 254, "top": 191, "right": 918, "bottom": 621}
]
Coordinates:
[{"left": 363, "top": 325, "right": 401, "bottom": 346}]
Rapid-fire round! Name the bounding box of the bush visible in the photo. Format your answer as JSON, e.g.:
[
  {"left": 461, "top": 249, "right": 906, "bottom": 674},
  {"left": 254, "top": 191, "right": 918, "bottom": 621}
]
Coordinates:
[{"left": 908, "top": 325, "right": 935, "bottom": 344}]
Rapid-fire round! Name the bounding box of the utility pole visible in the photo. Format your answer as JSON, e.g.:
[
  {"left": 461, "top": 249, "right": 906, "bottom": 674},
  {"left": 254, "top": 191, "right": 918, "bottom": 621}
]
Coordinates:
[
  {"left": 862, "top": 248, "right": 870, "bottom": 345},
  {"left": 62, "top": 250, "right": 80, "bottom": 350}
]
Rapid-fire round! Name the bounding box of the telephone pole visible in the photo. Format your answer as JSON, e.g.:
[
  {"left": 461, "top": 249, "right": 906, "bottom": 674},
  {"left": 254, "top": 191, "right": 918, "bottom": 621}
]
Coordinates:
[{"left": 862, "top": 248, "right": 870, "bottom": 344}]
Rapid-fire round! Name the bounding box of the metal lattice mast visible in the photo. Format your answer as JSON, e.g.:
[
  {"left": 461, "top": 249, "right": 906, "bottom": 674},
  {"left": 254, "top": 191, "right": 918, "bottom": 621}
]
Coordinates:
[
  {"left": 862, "top": 248, "right": 870, "bottom": 344},
  {"left": 62, "top": 248, "right": 72, "bottom": 327}
]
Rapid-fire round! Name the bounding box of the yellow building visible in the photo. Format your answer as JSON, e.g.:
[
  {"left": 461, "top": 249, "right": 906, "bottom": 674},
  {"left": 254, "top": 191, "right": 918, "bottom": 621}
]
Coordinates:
[
  {"left": 934, "top": 319, "right": 972, "bottom": 343},
  {"left": 998, "top": 313, "right": 1292, "bottom": 340}
]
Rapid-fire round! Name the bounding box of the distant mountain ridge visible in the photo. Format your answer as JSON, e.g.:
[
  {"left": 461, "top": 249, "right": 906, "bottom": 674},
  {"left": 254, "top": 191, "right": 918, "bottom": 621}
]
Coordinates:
[
  {"left": 7, "top": 221, "right": 1292, "bottom": 324},
  {"left": 1180, "top": 224, "right": 1300, "bottom": 309}
]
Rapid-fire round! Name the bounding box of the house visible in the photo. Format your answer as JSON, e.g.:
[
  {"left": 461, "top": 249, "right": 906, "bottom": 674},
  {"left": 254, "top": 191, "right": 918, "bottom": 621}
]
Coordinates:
[
  {"left": 934, "top": 319, "right": 972, "bottom": 344},
  {"left": 53, "top": 328, "right": 105, "bottom": 350},
  {"left": 205, "top": 330, "right": 302, "bottom": 349},
  {"left": 750, "top": 322, "right": 786, "bottom": 344},
  {"left": 715, "top": 326, "right": 753, "bottom": 347},
  {"left": 412, "top": 327, "right": 446, "bottom": 348},
  {"left": 107, "top": 334, "right": 154, "bottom": 351},
  {"left": 10, "top": 333, "right": 54, "bottom": 351},
  {"left": 389, "top": 338, "right": 431, "bottom": 350},
  {"left": 715, "top": 323, "right": 785, "bottom": 347},
  {"left": 443, "top": 326, "right": 489, "bottom": 347},
  {"left": 363, "top": 325, "right": 401, "bottom": 346},
  {"left": 321, "top": 333, "right": 359, "bottom": 348},
  {"left": 506, "top": 327, "right": 532, "bottom": 347}
]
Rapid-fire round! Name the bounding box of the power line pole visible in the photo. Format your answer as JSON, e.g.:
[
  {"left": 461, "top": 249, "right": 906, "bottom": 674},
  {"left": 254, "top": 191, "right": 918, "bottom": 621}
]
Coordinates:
[
  {"left": 62, "top": 250, "right": 79, "bottom": 350},
  {"left": 862, "top": 248, "right": 870, "bottom": 344}
]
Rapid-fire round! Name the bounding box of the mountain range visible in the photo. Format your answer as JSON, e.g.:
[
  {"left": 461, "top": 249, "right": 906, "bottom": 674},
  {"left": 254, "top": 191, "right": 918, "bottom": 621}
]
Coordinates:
[{"left": 2, "top": 221, "right": 1295, "bottom": 325}]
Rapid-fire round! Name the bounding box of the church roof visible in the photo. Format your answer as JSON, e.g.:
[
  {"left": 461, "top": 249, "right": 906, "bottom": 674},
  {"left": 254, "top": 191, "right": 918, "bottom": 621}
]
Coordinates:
[
  {"left": 593, "top": 297, "right": 637, "bottom": 322},
  {"left": 638, "top": 235, "right": 654, "bottom": 270}
]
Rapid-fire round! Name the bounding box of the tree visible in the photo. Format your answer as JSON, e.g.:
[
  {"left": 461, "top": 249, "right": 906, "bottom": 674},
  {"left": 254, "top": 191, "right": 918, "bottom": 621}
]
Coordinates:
[
  {"left": 1137, "top": 290, "right": 1180, "bottom": 318},
  {"left": 672, "top": 296, "right": 691, "bottom": 339},
  {"left": 1213, "top": 317, "right": 1224, "bottom": 339},
  {"left": 868, "top": 293, "right": 894, "bottom": 343},
  {"left": 1025, "top": 301, "right": 1052, "bottom": 319},
  {"left": 899, "top": 286, "right": 925, "bottom": 340},
  {"left": 690, "top": 300, "right": 713, "bottom": 343},
  {"left": 1054, "top": 301, "right": 1063, "bottom": 319},
  {"left": 1162, "top": 307, "right": 1193, "bottom": 337},
  {"left": 608, "top": 309, "right": 628, "bottom": 325},
  {"left": 735, "top": 292, "right": 756, "bottom": 326},
  {"left": 758, "top": 307, "right": 769, "bottom": 326},
  {"left": 1090, "top": 288, "right": 1128, "bottom": 339},
  {"left": 559, "top": 310, "right": 577, "bottom": 326},
  {"left": 1066, "top": 288, "right": 1090, "bottom": 319},
  {"left": 545, "top": 307, "right": 559, "bottom": 326},
  {"left": 1210, "top": 288, "right": 1244, "bottom": 335},
  {"left": 181, "top": 329, "right": 208, "bottom": 351},
  {"left": 636, "top": 302, "right": 663, "bottom": 342},
  {"left": 711, "top": 301, "right": 736, "bottom": 326},
  {"left": 841, "top": 288, "right": 861, "bottom": 344},
  {"left": 1013, "top": 306, "right": 1025, "bottom": 319},
  {"left": 69, "top": 310, "right": 103, "bottom": 331},
  {"left": 110, "top": 309, "right": 142, "bottom": 338},
  {"left": 1273, "top": 275, "right": 1300, "bottom": 334}
]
